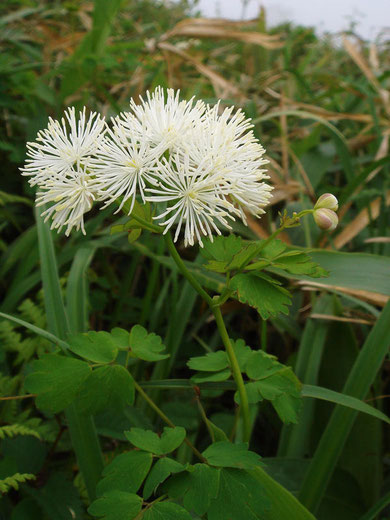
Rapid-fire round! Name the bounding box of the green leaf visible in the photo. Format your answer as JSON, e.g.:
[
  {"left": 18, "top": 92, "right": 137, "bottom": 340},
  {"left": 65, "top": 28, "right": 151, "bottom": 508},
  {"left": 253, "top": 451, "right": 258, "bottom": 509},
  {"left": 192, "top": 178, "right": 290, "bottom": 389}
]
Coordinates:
[
  {"left": 128, "top": 228, "right": 142, "bottom": 244},
  {"left": 225, "top": 242, "right": 260, "bottom": 271},
  {"left": 302, "top": 384, "right": 390, "bottom": 424},
  {"left": 240, "top": 372, "right": 302, "bottom": 424},
  {"left": 166, "top": 463, "right": 220, "bottom": 516},
  {"left": 0, "top": 311, "right": 69, "bottom": 351},
  {"left": 66, "top": 246, "right": 96, "bottom": 333},
  {"left": 202, "top": 235, "right": 242, "bottom": 263},
  {"left": 205, "top": 417, "right": 229, "bottom": 442},
  {"left": 238, "top": 351, "right": 303, "bottom": 424},
  {"left": 230, "top": 273, "right": 291, "bottom": 319},
  {"left": 142, "top": 502, "right": 193, "bottom": 520},
  {"left": 245, "top": 350, "right": 287, "bottom": 380},
  {"left": 88, "top": 491, "right": 143, "bottom": 520},
  {"left": 110, "top": 327, "right": 130, "bottom": 350},
  {"left": 202, "top": 442, "right": 263, "bottom": 469},
  {"left": 272, "top": 253, "right": 327, "bottom": 278},
  {"left": 67, "top": 331, "right": 118, "bottom": 364},
  {"left": 129, "top": 325, "right": 169, "bottom": 361},
  {"left": 208, "top": 468, "right": 268, "bottom": 520},
  {"left": 96, "top": 451, "right": 153, "bottom": 496},
  {"left": 0, "top": 473, "right": 36, "bottom": 494},
  {"left": 125, "top": 427, "right": 186, "bottom": 455},
  {"left": 143, "top": 458, "right": 185, "bottom": 499},
  {"left": 78, "top": 365, "right": 135, "bottom": 414},
  {"left": 187, "top": 351, "right": 229, "bottom": 372},
  {"left": 191, "top": 369, "right": 231, "bottom": 383},
  {"left": 24, "top": 354, "right": 91, "bottom": 413},
  {"left": 298, "top": 300, "right": 390, "bottom": 512},
  {"left": 277, "top": 250, "right": 390, "bottom": 297},
  {"left": 232, "top": 338, "right": 253, "bottom": 371}
]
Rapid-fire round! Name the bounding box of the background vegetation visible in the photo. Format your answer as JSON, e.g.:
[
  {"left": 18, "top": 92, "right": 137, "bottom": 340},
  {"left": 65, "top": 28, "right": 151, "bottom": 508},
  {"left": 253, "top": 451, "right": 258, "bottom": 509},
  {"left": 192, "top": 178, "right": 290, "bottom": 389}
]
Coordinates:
[{"left": 0, "top": 0, "right": 389, "bottom": 518}]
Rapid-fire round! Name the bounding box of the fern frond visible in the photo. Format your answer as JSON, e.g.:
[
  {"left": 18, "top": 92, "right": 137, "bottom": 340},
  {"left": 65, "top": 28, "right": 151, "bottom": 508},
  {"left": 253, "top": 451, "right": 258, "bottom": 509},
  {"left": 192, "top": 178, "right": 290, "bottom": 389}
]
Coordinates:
[
  {"left": 18, "top": 299, "right": 46, "bottom": 330},
  {"left": 0, "top": 473, "right": 36, "bottom": 493},
  {"left": 0, "top": 424, "right": 41, "bottom": 440}
]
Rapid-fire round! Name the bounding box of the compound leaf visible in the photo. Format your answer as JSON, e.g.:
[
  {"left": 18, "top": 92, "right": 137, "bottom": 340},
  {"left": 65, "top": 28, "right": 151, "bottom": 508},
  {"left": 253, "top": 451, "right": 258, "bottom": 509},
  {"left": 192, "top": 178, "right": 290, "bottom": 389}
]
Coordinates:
[
  {"left": 96, "top": 451, "right": 153, "bottom": 497},
  {"left": 230, "top": 273, "right": 291, "bottom": 319},
  {"left": 142, "top": 502, "right": 193, "bottom": 520},
  {"left": 129, "top": 325, "right": 169, "bottom": 362},
  {"left": 24, "top": 354, "right": 91, "bottom": 413},
  {"left": 202, "top": 442, "right": 262, "bottom": 470},
  {"left": 187, "top": 351, "right": 229, "bottom": 372},
  {"left": 143, "top": 458, "right": 186, "bottom": 500},
  {"left": 67, "top": 331, "right": 118, "bottom": 364},
  {"left": 125, "top": 427, "right": 186, "bottom": 455},
  {"left": 165, "top": 463, "right": 220, "bottom": 516},
  {"left": 78, "top": 365, "right": 135, "bottom": 414},
  {"left": 88, "top": 491, "right": 142, "bottom": 520},
  {"left": 208, "top": 468, "right": 268, "bottom": 520}
]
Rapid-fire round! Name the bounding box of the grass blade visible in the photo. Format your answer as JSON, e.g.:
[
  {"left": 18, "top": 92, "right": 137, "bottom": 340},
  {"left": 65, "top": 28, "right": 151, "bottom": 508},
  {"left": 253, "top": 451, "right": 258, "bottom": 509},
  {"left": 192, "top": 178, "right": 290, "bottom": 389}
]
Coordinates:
[
  {"left": 0, "top": 310, "right": 68, "bottom": 351},
  {"left": 278, "top": 296, "right": 332, "bottom": 457},
  {"left": 358, "top": 491, "right": 390, "bottom": 520},
  {"left": 302, "top": 385, "right": 390, "bottom": 424},
  {"left": 66, "top": 245, "right": 96, "bottom": 333},
  {"left": 298, "top": 299, "right": 390, "bottom": 513},
  {"left": 35, "top": 206, "right": 103, "bottom": 501}
]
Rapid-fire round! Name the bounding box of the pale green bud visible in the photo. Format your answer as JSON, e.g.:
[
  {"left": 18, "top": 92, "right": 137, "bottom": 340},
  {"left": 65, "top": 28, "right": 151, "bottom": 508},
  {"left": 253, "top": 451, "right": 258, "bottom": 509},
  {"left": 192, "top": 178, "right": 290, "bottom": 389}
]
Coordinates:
[
  {"left": 314, "top": 193, "right": 339, "bottom": 212},
  {"left": 313, "top": 208, "right": 338, "bottom": 231}
]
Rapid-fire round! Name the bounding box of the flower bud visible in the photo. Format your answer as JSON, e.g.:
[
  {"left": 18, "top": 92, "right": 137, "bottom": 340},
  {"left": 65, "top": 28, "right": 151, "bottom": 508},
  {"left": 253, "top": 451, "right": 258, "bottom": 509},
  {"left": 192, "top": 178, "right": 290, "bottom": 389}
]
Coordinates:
[
  {"left": 314, "top": 193, "right": 338, "bottom": 212},
  {"left": 313, "top": 208, "right": 338, "bottom": 231}
]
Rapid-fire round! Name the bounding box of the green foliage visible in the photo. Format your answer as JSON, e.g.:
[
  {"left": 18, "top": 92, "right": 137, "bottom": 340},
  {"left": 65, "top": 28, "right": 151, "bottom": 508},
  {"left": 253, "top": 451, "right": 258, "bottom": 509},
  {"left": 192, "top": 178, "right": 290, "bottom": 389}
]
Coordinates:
[
  {"left": 0, "top": 472, "right": 36, "bottom": 493},
  {"left": 67, "top": 331, "right": 119, "bottom": 363},
  {"left": 24, "top": 354, "right": 91, "bottom": 413},
  {"left": 124, "top": 427, "right": 186, "bottom": 455},
  {"left": 230, "top": 273, "right": 292, "bottom": 319},
  {"left": 248, "top": 240, "right": 328, "bottom": 278},
  {"left": 77, "top": 365, "right": 135, "bottom": 414},
  {"left": 96, "top": 451, "right": 153, "bottom": 496},
  {"left": 142, "top": 502, "right": 193, "bottom": 519},
  {"left": 129, "top": 325, "right": 169, "bottom": 361},
  {"left": 89, "top": 490, "right": 143, "bottom": 520},
  {"left": 2, "top": 0, "right": 390, "bottom": 517},
  {"left": 202, "top": 441, "right": 263, "bottom": 469},
  {"left": 0, "top": 424, "right": 40, "bottom": 440},
  {"left": 143, "top": 458, "right": 185, "bottom": 499},
  {"left": 240, "top": 350, "right": 302, "bottom": 424}
]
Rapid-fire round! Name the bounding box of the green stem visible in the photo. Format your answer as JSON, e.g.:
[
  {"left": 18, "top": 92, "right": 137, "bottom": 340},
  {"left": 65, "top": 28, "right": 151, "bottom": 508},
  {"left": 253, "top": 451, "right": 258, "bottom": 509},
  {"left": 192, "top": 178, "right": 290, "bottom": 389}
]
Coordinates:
[
  {"left": 212, "top": 304, "right": 252, "bottom": 442},
  {"left": 163, "top": 232, "right": 213, "bottom": 306},
  {"left": 164, "top": 232, "right": 251, "bottom": 442},
  {"left": 134, "top": 380, "right": 206, "bottom": 462},
  {"left": 128, "top": 211, "right": 163, "bottom": 234}
]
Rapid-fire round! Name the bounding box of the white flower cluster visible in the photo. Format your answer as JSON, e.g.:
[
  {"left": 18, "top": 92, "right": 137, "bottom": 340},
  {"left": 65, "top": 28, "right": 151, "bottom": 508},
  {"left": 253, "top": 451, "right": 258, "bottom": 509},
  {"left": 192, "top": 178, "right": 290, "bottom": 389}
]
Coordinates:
[{"left": 22, "top": 87, "right": 273, "bottom": 245}]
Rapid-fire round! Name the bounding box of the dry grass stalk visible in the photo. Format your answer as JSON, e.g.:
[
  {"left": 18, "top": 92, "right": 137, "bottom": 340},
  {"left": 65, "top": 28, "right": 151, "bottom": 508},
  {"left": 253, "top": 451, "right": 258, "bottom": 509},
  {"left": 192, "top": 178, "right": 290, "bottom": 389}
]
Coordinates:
[
  {"left": 161, "top": 18, "right": 284, "bottom": 49},
  {"left": 332, "top": 190, "right": 390, "bottom": 249}
]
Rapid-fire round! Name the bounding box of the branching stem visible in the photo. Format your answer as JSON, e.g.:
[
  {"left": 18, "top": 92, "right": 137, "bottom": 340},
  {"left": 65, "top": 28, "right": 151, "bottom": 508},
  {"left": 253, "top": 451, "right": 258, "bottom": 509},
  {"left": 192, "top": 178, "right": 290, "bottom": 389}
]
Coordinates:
[{"left": 134, "top": 380, "right": 206, "bottom": 463}]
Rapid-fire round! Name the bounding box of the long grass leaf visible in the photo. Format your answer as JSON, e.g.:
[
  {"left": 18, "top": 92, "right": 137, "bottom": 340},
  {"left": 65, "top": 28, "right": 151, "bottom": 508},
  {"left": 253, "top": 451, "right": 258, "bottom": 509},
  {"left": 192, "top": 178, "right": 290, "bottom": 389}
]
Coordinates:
[
  {"left": 35, "top": 206, "right": 103, "bottom": 501},
  {"left": 0, "top": 311, "right": 68, "bottom": 351},
  {"left": 298, "top": 299, "right": 390, "bottom": 512},
  {"left": 66, "top": 245, "right": 96, "bottom": 333}
]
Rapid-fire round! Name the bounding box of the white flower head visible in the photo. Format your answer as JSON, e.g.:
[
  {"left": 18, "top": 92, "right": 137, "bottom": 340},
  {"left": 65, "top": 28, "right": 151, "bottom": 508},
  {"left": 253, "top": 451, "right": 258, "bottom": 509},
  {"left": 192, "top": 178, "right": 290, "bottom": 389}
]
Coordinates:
[
  {"left": 90, "top": 116, "right": 165, "bottom": 213},
  {"left": 177, "top": 101, "right": 273, "bottom": 226},
  {"left": 21, "top": 107, "right": 106, "bottom": 186},
  {"left": 147, "top": 154, "right": 237, "bottom": 247},
  {"left": 123, "top": 86, "right": 206, "bottom": 151},
  {"left": 36, "top": 166, "right": 95, "bottom": 236}
]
